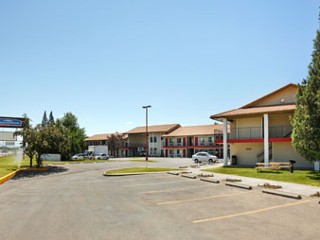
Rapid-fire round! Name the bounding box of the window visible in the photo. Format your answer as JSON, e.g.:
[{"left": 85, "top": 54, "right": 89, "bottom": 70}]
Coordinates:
[
  {"left": 208, "top": 137, "right": 214, "bottom": 145},
  {"left": 153, "top": 137, "right": 157, "bottom": 143},
  {"left": 177, "top": 138, "right": 182, "bottom": 145}
]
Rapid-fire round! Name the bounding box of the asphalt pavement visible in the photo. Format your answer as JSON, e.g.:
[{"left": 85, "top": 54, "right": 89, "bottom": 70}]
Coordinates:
[{"left": 0, "top": 158, "right": 319, "bottom": 240}]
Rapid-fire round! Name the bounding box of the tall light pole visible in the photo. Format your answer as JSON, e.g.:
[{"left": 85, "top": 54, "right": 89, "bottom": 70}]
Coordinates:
[{"left": 142, "top": 105, "right": 151, "bottom": 161}]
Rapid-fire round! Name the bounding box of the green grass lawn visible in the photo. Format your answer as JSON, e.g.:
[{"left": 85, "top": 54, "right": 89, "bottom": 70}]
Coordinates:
[
  {"left": 0, "top": 155, "right": 110, "bottom": 178},
  {"left": 205, "top": 167, "right": 320, "bottom": 187},
  {"left": 0, "top": 155, "right": 30, "bottom": 177},
  {"left": 129, "top": 159, "right": 157, "bottom": 163},
  {"left": 105, "top": 167, "right": 179, "bottom": 175}
]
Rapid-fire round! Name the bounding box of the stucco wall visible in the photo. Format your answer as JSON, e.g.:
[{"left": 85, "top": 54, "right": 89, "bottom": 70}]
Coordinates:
[
  {"left": 230, "top": 143, "right": 264, "bottom": 166},
  {"left": 273, "top": 142, "right": 312, "bottom": 169},
  {"left": 236, "top": 117, "right": 262, "bottom": 128},
  {"left": 254, "top": 86, "right": 297, "bottom": 107},
  {"left": 269, "top": 114, "right": 291, "bottom": 125}
]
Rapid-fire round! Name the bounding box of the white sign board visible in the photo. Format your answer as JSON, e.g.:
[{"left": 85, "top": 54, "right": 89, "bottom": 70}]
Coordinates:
[{"left": 0, "top": 132, "right": 16, "bottom": 141}]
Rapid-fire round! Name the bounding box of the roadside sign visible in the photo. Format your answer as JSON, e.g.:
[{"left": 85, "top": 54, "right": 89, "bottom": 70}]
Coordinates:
[{"left": 0, "top": 117, "right": 24, "bottom": 128}]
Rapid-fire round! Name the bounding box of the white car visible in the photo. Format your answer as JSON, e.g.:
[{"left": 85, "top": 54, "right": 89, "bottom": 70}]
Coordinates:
[
  {"left": 71, "top": 153, "right": 85, "bottom": 160},
  {"left": 94, "top": 153, "right": 110, "bottom": 160},
  {"left": 192, "top": 152, "right": 218, "bottom": 164}
]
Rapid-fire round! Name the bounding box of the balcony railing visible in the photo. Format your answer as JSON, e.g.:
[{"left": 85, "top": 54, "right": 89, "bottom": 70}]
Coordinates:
[
  {"left": 164, "top": 142, "right": 216, "bottom": 147},
  {"left": 230, "top": 125, "right": 292, "bottom": 139}
]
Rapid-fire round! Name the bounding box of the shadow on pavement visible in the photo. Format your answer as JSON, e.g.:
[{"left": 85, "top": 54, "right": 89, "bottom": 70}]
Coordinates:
[{"left": 11, "top": 166, "right": 69, "bottom": 180}]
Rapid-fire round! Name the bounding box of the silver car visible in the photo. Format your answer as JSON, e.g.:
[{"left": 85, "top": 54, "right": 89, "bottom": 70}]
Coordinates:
[
  {"left": 192, "top": 152, "right": 218, "bottom": 164},
  {"left": 71, "top": 153, "right": 85, "bottom": 160},
  {"left": 94, "top": 153, "right": 110, "bottom": 160}
]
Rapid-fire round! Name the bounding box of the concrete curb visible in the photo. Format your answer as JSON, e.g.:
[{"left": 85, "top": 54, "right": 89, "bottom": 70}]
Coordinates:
[
  {"left": 103, "top": 172, "right": 146, "bottom": 177},
  {"left": 0, "top": 170, "right": 20, "bottom": 185},
  {"left": 103, "top": 171, "right": 166, "bottom": 177},
  {"left": 262, "top": 189, "right": 302, "bottom": 200},
  {"left": 167, "top": 171, "right": 180, "bottom": 176},
  {"left": 200, "top": 178, "right": 220, "bottom": 184},
  {"left": 226, "top": 182, "right": 253, "bottom": 190}
]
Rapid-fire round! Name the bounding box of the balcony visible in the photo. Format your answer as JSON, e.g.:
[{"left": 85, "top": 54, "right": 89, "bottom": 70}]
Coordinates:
[{"left": 229, "top": 125, "right": 292, "bottom": 141}]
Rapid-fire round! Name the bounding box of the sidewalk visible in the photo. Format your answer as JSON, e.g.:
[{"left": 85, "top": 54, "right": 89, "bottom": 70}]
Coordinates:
[{"left": 187, "top": 164, "right": 320, "bottom": 197}]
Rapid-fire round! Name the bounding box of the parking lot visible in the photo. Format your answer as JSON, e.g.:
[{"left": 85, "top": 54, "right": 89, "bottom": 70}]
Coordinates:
[{"left": 0, "top": 161, "right": 319, "bottom": 240}]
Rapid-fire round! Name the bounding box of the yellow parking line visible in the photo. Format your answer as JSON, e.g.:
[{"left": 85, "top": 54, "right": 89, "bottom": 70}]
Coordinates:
[
  {"left": 193, "top": 199, "right": 316, "bottom": 223},
  {"left": 140, "top": 185, "right": 216, "bottom": 194},
  {"left": 157, "top": 190, "right": 258, "bottom": 205}
]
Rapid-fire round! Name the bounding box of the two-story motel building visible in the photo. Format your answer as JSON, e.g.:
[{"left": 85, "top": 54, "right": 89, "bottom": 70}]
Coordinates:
[{"left": 210, "top": 83, "right": 312, "bottom": 169}]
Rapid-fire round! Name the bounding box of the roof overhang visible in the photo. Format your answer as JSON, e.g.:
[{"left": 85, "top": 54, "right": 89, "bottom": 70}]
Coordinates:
[{"left": 210, "top": 104, "right": 296, "bottom": 121}]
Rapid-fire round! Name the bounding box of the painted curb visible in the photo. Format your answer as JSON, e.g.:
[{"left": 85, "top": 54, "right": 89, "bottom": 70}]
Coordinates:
[
  {"left": 200, "top": 178, "right": 220, "bottom": 184},
  {"left": 262, "top": 189, "right": 302, "bottom": 200},
  {"left": 226, "top": 182, "right": 253, "bottom": 190},
  {"left": 0, "top": 170, "right": 20, "bottom": 185}
]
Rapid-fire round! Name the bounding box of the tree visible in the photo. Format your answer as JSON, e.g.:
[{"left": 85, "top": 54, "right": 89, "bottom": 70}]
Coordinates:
[
  {"left": 15, "top": 114, "right": 68, "bottom": 167},
  {"left": 57, "top": 112, "right": 87, "bottom": 159},
  {"left": 33, "top": 124, "right": 68, "bottom": 167},
  {"left": 15, "top": 115, "right": 37, "bottom": 167},
  {"left": 106, "top": 133, "right": 126, "bottom": 157},
  {"left": 42, "top": 111, "right": 48, "bottom": 127},
  {"left": 292, "top": 30, "right": 320, "bottom": 162},
  {"left": 48, "top": 111, "right": 55, "bottom": 125}
]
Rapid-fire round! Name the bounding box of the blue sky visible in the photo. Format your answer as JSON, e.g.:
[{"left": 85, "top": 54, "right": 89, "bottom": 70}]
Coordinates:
[{"left": 0, "top": 0, "right": 318, "bottom": 136}]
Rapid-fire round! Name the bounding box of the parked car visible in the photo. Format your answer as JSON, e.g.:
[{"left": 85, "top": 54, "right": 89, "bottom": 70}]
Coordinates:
[
  {"left": 139, "top": 151, "right": 146, "bottom": 157},
  {"left": 94, "top": 153, "right": 110, "bottom": 160},
  {"left": 71, "top": 153, "right": 85, "bottom": 160},
  {"left": 192, "top": 152, "right": 218, "bottom": 164}
]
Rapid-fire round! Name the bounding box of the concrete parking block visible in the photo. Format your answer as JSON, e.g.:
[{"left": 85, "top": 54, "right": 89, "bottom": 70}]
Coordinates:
[
  {"left": 262, "top": 189, "right": 302, "bottom": 200},
  {"left": 226, "top": 182, "right": 253, "bottom": 190}
]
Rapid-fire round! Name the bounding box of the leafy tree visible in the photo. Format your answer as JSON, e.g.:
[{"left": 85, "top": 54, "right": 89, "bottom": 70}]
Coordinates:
[
  {"left": 33, "top": 124, "right": 68, "bottom": 167},
  {"left": 16, "top": 111, "right": 86, "bottom": 163},
  {"left": 57, "top": 112, "right": 87, "bottom": 158},
  {"left": 15, "top": 114, "right": 68, "bottom": 167},
  {"left": 15, "top": 115, "right": 37, "bottom": 167},
  {"left": 292, "top": 30, "right": 320, "bottom": 162},
  {"left": 106, "top": 133, "right": 126, "bottom": 157}
]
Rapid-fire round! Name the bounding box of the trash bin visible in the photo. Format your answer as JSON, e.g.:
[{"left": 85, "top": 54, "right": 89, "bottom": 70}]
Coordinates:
[
  {"left": 232, "top": 155, "right": 237, "bottom": 165},
  {"left": 289, "top": 160, "right": 296, "bottom": 173}
]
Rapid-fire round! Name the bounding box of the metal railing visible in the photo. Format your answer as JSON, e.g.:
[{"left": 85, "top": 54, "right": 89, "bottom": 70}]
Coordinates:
[{"left": 230, "top": 125, "right": 292, "bottom": 139}]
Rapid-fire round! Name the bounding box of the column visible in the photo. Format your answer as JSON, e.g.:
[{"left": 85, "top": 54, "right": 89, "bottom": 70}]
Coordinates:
[
  {"left": 264, "top": 114, "right": 269, "bottom": 165},
  {"left": 223, "top": 118, "right": 228, "bottom": 166}
]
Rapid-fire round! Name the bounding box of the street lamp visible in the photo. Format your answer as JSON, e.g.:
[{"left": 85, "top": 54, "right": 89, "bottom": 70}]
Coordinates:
[{"left": 142, "top": 105, "right": 151, "bottom": 161}]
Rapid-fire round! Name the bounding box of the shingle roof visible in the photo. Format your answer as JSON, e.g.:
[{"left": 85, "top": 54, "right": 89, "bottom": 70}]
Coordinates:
[
  {"left": 210, "top": 104, "right": 296, "bottom": 119},
  {"left": 163, "top": 124, "right": 224, "bottom": 137},
  {"left": 126, "top": 124, "right": 181, "bottom": 134},
  {"left": 84, "top": 132, "right": 127, "bottom": 141}
]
